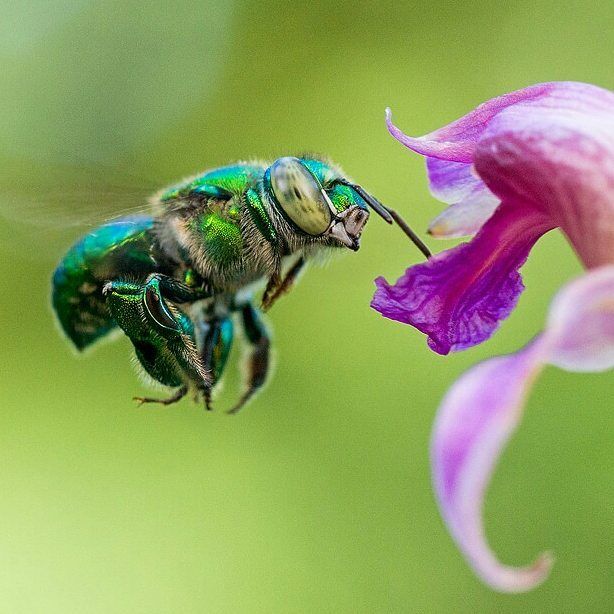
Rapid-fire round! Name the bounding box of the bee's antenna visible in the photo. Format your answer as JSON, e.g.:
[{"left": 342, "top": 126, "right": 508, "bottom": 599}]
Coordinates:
[{"left": 339, "top": 180, "right": 431, "bottom": 259}]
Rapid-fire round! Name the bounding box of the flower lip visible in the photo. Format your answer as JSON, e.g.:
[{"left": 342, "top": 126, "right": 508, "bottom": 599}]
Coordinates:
[{"left": 372, "top": 204, "right": 554, "bottom": 355}]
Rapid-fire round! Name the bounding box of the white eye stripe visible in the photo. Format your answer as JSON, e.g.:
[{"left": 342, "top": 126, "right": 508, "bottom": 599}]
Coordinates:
[{"left": 269, "top": 157, "right": 333, "bottom": 236}]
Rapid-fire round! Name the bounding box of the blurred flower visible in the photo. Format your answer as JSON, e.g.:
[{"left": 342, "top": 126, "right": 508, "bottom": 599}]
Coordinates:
[
  {"left": 373, "top": 82, "right": 614, "bottom": 591},
  {"left": 372, "top": 82, "right": 614, "bottom": 354}
]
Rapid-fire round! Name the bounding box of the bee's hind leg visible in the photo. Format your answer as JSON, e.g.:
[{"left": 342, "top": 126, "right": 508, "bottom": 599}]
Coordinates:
[
  {"left": 133, "top": 386, "right": 188, "bottom": 407},
  {"left": 228, "top": 302, "right": 271, "bottom": 415},
  {"left": 194, "top": 312, "right": 234, "bottom": 411},
  {"left": 104, "top": 277, "right": 211, "bottom": 407}
]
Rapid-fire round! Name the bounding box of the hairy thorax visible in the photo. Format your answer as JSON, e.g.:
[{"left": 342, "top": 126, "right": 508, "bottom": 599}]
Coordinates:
[{"left": 154, "top": 196, "right": 280, "bottom": 292}]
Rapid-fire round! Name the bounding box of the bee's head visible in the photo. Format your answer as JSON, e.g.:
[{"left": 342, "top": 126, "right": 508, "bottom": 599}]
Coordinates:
[{"left": 263, "top": 156, "right": 370, "bottom": 251}]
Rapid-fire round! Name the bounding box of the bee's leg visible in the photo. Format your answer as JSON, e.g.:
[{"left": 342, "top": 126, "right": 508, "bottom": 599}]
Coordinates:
[
  {"left": 133, "top": 386, "right": 188, "bottom": 406},
  {"left": 261, "top": 257, "right": 305, "bottom": 312},
  {"left": 104, "top": 277, "right": 211, "bottom": 404},
  {"left": 228, "top": 302, "right": 271, "bottom": 415},
  {"left": 194, "top": 313, "right": 234, "bottom": 411},
  {"left": 146, "top": 272, "right": 212, "bottom": 303},
  {"left": 261, "top": 271, "right": 281, "bottom": 312}
]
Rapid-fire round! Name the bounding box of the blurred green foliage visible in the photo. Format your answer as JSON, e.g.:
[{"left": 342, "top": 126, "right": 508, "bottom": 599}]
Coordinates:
[{"left": 0, "top": 1, "right": 613, "bottom": 612}]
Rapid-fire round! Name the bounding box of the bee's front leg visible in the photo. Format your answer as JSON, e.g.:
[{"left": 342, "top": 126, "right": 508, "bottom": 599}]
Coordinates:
[
  {"left": 227, "top": 302, "right": 271, "bottom": 415},
  {"left": 261, "top": 257, "right": 305, "bottom": 312}
]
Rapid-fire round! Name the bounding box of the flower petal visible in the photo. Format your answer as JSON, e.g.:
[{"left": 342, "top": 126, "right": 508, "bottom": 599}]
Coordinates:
[
  {"left": 385, "top": 84, "right": 555, "bottom": 163},
  {"left": 426, "top": 159, "right": 477, "bottom": 203},
  {"left": 432, "top": 339, "right": 553, "bottom": 592},
  {"left": 425, "top": 158, "right": 499, "bottom": 237},
  {"left": 386, "top": 82, "right": 612, "bottom": 164},
  {"left": 431, "top": 266, "right": 614, "bottom": 592},
  {"left": 372, "top": 203, "right": 553, "bottom": 354},
  {"left": 546, "top": 265, "right": 614, "bottom": 371},
  {"left": 380, "top": 81, "right": 614, "bottom": 352},
  {"left": 475, "top": 106, "right": 614, "bottom": 268},
  {"left": 387, "top": 82, "right": 614, "bottom": 243}
]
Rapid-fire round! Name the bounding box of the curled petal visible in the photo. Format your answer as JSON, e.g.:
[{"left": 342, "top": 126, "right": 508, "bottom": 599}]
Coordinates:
[
  {"left": 372, "top": 204, "right": 553, "bottom": 354},
  {"left": 432, "top": 340, "right": 553, "bottom": 592},
  {"left": 386, "top": 82, "right": 613, "bottom": 164},
  {"left": 385, "top": 84, "right": 555, "bottom": 163},
  {"left": 432, "top": 266, "right": 614, "bottom": 591}
]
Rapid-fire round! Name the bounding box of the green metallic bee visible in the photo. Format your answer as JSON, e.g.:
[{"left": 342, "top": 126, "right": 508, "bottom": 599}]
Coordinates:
[{"left": 52, "top": 156, "right": 430, "bottom": 413}]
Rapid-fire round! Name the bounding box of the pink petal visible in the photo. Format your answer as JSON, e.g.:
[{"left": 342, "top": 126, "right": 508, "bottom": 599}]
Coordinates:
[
  {"left": 546, "top": 265, "right": 614, "bottom": 370},
  {"left": 475, "top": 107, "right": 614, "bottom": 268},
  {"left": 432, "top": 266, "right": 614, "bottom": 592},
  {"left": 379, "top": 81, "right": 614, "bottom": 352},
  {"left": 372, "top": 203, "right": 554, "bottom": 354},
  {"left": 385, "top": 84, "right": 555, "bottom": 163},
  {"left": 426, "top": 158, "right": 499, "bottom": 237},
  {"left": 386, "top": 82, "right": 614, "bottom": 164},
  {"left": 432, "top": 340, "right": 553, "bottom": 592},
  {"left": 387, "top": 82, "right": 614, "bottom": 245}
]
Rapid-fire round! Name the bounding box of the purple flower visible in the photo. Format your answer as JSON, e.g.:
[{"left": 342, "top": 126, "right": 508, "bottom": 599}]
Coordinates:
[
  {"left": 372, "top": 82, "right": 614, "bottom": 354},
  {"left": 374, "top": 82, "right": 614, "bottom": 591}
]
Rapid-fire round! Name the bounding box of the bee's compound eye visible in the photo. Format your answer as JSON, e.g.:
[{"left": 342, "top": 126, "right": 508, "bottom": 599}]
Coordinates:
[{"left": 269, "top": 157, "right": 333, "bottom": 235}]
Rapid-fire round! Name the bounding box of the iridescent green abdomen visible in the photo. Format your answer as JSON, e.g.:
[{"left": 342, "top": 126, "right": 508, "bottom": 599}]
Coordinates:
[{"left": 52, "top": 215, "right": 158, "bottom": 350}]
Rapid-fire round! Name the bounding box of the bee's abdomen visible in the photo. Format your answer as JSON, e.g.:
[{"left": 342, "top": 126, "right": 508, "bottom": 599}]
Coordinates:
[{"left": 52, "top": 215, "right": 158, "bottom": 350}]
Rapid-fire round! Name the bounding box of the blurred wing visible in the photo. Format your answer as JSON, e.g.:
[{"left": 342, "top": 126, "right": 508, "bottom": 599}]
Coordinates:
[{"left": 0, "top": 155, "right": 159, "bottom": 261}]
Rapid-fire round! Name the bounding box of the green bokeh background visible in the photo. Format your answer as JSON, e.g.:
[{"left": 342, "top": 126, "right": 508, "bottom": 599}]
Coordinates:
[{"left": 1, "top": 1, "right": 613, "bottom": 612}]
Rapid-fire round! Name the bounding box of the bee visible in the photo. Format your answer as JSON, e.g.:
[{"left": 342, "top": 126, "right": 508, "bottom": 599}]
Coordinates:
[{"left": 52, "top": 155, "right": 430, "bottom": 413}]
